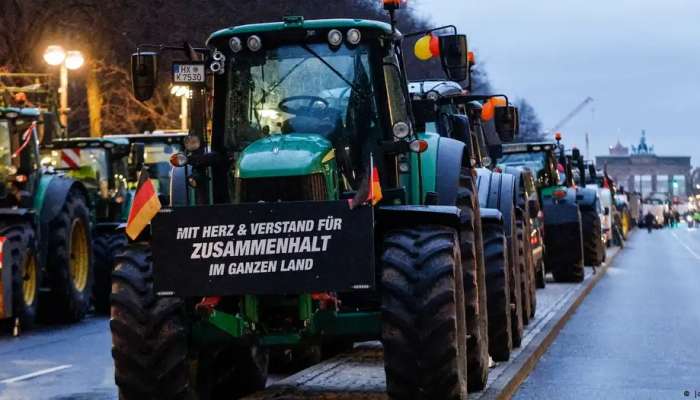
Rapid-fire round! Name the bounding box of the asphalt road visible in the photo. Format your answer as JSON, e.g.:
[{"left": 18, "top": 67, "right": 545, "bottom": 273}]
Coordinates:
[{"left": 514, "top": 225, "right": 700, "bottom": 400}]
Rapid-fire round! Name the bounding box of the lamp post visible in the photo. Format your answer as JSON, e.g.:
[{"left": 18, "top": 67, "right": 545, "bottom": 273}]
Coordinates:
[
  {"left": 43, "top": 45, "right": 84, "bottom": 128},
  {"left": 170, "top": 85, "right": 191, "bottom": 130}
]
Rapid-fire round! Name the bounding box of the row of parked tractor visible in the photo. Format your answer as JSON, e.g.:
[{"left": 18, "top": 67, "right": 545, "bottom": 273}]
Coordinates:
[
  {"left": 0, "top": 103, "right": 185, "bottom": 331},
  {"left": 0, "top": 2, "right": 632, "bottom": 399}
]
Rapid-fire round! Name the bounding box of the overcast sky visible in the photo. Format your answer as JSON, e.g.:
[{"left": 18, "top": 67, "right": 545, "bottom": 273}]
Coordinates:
[{"left": 413, "top": 0, "right": 700, "bottom": 165}]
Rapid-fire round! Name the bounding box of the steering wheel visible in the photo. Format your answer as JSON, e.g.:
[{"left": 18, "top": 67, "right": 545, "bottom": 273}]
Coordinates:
[{"left": 278, "top": 96, "right": 329, "bottom": 117}]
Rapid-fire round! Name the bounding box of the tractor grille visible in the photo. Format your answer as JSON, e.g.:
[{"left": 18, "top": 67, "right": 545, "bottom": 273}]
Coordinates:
[{"left": 238, "top": 173, "right": 328, "bottom": 202}]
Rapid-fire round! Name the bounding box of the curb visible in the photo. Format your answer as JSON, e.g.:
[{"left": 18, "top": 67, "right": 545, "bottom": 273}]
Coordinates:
[{"left": 476, "top": 238, "right": 627, "bottom": 400}]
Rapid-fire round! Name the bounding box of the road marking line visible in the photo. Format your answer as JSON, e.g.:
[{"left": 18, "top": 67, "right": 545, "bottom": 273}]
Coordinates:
[
  {"left": 671, "top": 231, "right": 700, "bottom": 261},
  {"left": 0, "top": 364, "right": 72, "bottom": 384}
]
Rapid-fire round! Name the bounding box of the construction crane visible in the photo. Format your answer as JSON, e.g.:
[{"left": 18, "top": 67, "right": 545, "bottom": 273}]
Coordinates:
[{"left": 549, "top": 96, "right": 594, "bottom": 133}]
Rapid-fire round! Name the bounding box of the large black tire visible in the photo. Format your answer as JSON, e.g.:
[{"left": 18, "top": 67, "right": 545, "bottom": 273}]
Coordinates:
[
  {"left": 459, "top": 174, "right": 490, "bottom": 392},
  {"left": 111, "top": 244, "right": 192, "bottom": 399},
  {"left": 581, "top": 208, "right": 604, "bottom": 266},
  {"left": 549, "top": 220, "right": 585, "bottom": 283},
  {"left": 515, "top": 220, "right": 534, "bottom": 325},
  {"left": 110, "top": 244, "right": 269, "bottom": 400},
  {"left": 483, "top": 221, "right": 512, "bottom": 362},
  {"left": 43, "top": 188, "right": 93, "bottom": 322},
  {"left": 0, "top": 223, "right": 40, "bottom": 329},
  {"left": 381, "top": 226, "right": 468, "bottom": 400},
  {"left": 93, "top": 232, "right": 127, "bottom": 313},
  {"left": 506, "top": 215, "right": 524, "bottom": 348}
]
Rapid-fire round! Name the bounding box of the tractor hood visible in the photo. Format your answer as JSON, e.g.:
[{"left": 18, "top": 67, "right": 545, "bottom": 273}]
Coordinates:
[{"left": 237, "top": 134, "right": 333, "bottom": 179}]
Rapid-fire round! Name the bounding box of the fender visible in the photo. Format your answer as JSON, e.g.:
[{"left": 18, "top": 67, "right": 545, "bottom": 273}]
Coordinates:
[
  {"left": 435, "top": 137, "right": 466, "bottom": 207},
  {"left": 377, "top": 205, "right": 465, "bottom": 231},
  {"left": 575, "top": 187, "right": 598, "bottom": 212},
  {"left": 476, "top": 169, "right": 516, "bottom": 237},
  {"left": 34, "top": 175, "right": 89, "bottom": 270},
  {"left": 504, "top": 166, "right": 526, "bottom": 210}
]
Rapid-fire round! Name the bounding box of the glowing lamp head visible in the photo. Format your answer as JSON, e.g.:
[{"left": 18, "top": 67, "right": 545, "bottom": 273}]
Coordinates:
[
  {"left": 43, "top": 45, "right": 66, "bottom": 66},
  {"left": 64, "top": 50, "right": 85, "bottom": 70},
  {"left": 468, "top": 51, "right": 476, "bottom": 65},
  {"left": 383, "top": 0, "right": 406, "bottom": 10}
]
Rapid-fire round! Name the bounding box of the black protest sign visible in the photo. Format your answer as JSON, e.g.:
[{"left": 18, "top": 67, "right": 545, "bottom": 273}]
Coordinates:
[{"left": 151, "top": 201, "right": 375, "bottom": 296}]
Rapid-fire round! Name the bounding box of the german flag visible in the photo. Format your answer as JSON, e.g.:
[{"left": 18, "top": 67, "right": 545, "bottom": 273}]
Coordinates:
[
  {"left": 126, "top": 168, "right": 162, "bottom": 240},
  {"left": 367, "top": 154, "right": 383, "bottom": 206}
]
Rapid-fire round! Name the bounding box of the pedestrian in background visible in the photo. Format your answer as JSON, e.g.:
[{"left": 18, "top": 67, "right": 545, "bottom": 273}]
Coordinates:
[{"left": 645, "top": 212, "right": 655, "bottom": 233}]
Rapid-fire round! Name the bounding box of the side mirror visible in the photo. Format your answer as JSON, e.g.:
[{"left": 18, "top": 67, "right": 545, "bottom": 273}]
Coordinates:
[
  {"left": 572, "top": 148, "right": 581, "bottom": 159},
  {"left": 439, "top": 34, "right": 469, "bottom": 83},
  {"left": 494, "top": 105, "right": 519, "bottom": 142},
  {"left": 131, "top": 52, "right": 158, "bottom": 102},
  {"left": 130, "top": 142, "right": 145, "bottom": 176}
]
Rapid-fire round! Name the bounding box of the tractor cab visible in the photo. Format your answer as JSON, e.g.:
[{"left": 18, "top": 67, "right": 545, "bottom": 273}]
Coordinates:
[
  {"left": 498, "top": 142, "right": 565, "bottom": 199},
  {"left": 0, "top": 107, "right": 43, "bottom": 210},
  {"left": 41, "top": 137, "right": 130, "bottom": 222}
]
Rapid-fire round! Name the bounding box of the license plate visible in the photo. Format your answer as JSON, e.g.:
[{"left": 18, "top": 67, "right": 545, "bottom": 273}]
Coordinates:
[{"left": 172, "top": 63, "right": 205, "bottom": 83}]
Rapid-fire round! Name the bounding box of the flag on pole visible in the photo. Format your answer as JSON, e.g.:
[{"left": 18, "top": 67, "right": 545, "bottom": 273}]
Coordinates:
[
  {"left": 367, "top": 154, "right": 383, "bottom": 206},
  {"left": 126, "top": 167, "right": 162, "bottom": 240}
]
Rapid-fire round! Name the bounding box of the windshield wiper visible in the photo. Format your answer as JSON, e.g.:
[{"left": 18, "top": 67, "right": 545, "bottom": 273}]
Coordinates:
[{"left": 301, "top": 44, "right": 366, "bottom": 97}]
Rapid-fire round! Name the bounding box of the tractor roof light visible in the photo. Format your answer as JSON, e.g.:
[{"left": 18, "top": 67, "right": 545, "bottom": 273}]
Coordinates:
[
  {"left": 247, "top": 35, "right": 262, "bottom": 52},
  {"left": 229, "top": 37, "right": 243, "bottom": 53},
  {"left": 347, "top": 29, "right": 362, "bottom": 45},
  {"left": 383, "top": 0, "right": 406, "bottom": 10},
  {"left": 393, "top": 121, "right": 411, "bottom": 139},
  {"left": 468, "top": 51, "right": 476, "bottom": 65},
  {"left": 555, "top": 132, "right": 562, "bottom": 141},
  {"left": 328, "top": 29, "right": 343, "bottom": 47}
]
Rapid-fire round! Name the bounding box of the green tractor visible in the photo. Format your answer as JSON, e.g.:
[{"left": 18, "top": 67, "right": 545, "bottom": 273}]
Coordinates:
[
  {"left": 408, "top": 79, "right": 533, "bottom": 386},
  {"left": 498, "top": 139, "right": 596, "bottom": 282},
  {"left": 111, "top": 6, "right": 481, "bottom": 399},
  {"left": 42, "top": 132, "right": 186, "bottom": 312},
  {"left": 0, "top": 107, "right": 93, "bottom": 332}
]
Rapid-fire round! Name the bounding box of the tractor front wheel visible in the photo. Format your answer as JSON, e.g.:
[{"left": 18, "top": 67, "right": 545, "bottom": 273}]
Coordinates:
[
  {"left": 483, "top": 221, "right": 512, "bottom": 362},
  {"left": 381, "top": 226, "right": 468, "bottom": 400}
]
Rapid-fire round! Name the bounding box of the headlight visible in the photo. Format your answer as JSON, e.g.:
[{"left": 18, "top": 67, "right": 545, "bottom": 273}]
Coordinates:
[
  {"left": 229, "top": 37, "right": 242, "bottom": 53},
  {"left": 247, "top": 35, "right": 262, "bottom": 52},
  {"left": 328, "top": 29, "right": 343, "bottom": 47},
  {"left": 392, "top": 121, "right": 411, "bottom": 139},
  {"left": 347, "top": 29, "right": 361, "bottom": 45}
]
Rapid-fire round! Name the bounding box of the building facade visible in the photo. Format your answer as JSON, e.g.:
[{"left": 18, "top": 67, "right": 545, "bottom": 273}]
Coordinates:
[{"left": 596, "top": 131, "right": 692, "bottom": 200}]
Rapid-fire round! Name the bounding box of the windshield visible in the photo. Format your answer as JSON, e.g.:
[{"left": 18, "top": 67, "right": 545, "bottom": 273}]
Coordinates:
[
  {"left": 44, "top": 147, "right": 108, "bottom": 188},
  {"left": 225, "top": 43, "right": 380, "bottom": 151},
  {"left": 141, "top": 142, "right": 181, "bottom": 191},
  {"left": 499, "top": 152, "right": 547, "bottom": 175}
]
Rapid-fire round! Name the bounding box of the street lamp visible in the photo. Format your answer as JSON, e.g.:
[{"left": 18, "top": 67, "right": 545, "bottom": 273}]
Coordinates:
[
  {"left": 43, "top": 45, "right": 84, "bottom": 128},
  {"left": 170, "top": 85, "right": 191, "bottom": 130}
]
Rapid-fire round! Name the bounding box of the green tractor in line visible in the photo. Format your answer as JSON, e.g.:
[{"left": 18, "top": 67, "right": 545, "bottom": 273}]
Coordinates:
[
  {"left": 408, "top": 78, "right": 535, "bottom": 387},
  {"left": 0, "top": 107, "right": 93, "bottom": 333},
  {"left": 41, "top": 132, "right": 187, "bottom": 312},
  {"left": 111, "top": 5, "right": 483, "bottom": 399},
  {"left": 498, "top": 137, "right": 603, "bottom": 282}
]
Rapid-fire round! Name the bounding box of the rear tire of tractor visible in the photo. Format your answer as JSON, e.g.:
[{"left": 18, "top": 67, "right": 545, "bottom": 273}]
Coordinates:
[
  {"left": 483, "top": 222, "right": 512, "bottom": 362},
  {"left": 43, "top": 189, "right": 93, "bottom": 322},
  {"left": 515, "top": 221, "right": 533, "bottom": 325},
  {"left": 381, "top": 226, "right": 468, "bottom": 400},
  {"left": 581, "top": 209, "right": 603, "bottom": 266},
  {"left": 1, "top": 223, "right": 40, "bottom": 329},
  {"left": 110, "top": 244, "right": 193, "bottom": 400},
  {"left": 459, "top": 175, "right": 490, "bottom": 392},
  {"left": 505, "top": 216, "right": 524, "bottom": 349},
  {"left": 93, "top": 232, "right": 127, "bottom": 314},
  {"left": 551, "top": 221, "right": 585, "bottom": 283}
]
